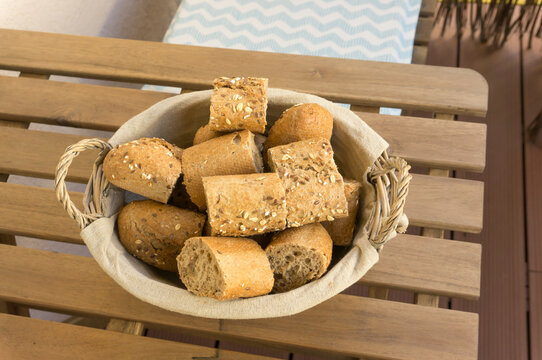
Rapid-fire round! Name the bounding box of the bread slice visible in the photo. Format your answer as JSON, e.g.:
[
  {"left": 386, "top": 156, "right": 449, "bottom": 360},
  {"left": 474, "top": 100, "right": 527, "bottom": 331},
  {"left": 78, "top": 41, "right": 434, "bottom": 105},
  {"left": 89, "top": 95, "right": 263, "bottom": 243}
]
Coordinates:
[
  {"left": 203, "top": 173, "right": 287, "bottom": 237},
  {"left": 209, "top": 77, "right": 268, "bottom": 134},
  {"left": 118, "top": 200, "right": 205, "bottom": 271},
  {"left": 267, "top": 138, "right": 348, "bottom": 227},
  {"left": 265, "top": 223, "right": 332, "bottom": 293},
  {"left": 265, "top": 103, "right": 333, "bottom": 150},
  {"left": 322, "top": 178, "right": 362, "bottom": 246},
  {"left": 103, "top": 138, "right": 182, "bottom": 203},
  {"left": 177, "top": 237, "right": 274, "bottom": 300},
  {"left": 182, "top": 130, "right": 264, "bottom": 210}
]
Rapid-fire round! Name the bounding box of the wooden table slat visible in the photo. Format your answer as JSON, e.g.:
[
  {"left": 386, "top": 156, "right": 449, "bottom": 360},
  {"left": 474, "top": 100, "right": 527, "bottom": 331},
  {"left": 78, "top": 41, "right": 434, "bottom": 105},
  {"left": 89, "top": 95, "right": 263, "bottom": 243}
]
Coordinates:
[
  {"left": 0, "top": 29, "right": 488, "bottom": 115},
  {"left": 0, "top": 244, "right": 479, "bottom": 360},
  {"left": 0, "top": 182, "right": 481, "bottom": 298},
  {"left": 0, "top": 313, "right": 278, "bottom": 360}
]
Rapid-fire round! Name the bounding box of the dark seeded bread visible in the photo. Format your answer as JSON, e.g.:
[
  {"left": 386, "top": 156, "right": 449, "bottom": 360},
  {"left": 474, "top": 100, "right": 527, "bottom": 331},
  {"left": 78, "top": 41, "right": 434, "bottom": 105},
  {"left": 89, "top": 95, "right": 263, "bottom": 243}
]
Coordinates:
[
  {"left": 322, "top": 178, "right": 362, "bottom": 246},
  {"left": 203, "top": 173, "right": 287, "bottom": 237},
  {"left": 266, "top": 103, "right": 333, "bottom": 150},
  {"left": 177, "top": 236, "right": 274, "bottom": 300},
  {"left": 103, "top": 138, "right": 182, "bottom": 203},
  {"left": 209, "top": 77, "right": 268, "bottom": 134},
  {"left": 267, "top": 138, "right": 348, "bottom": 227},
  {"left": 118, "top": 200, "right": 205, "bottom": 271},
  {"left": 265, "top": 223, "right": 332, "bottom": 293},
  {"left": 182, "top": 130, "right": 264, "bottom": 211}
]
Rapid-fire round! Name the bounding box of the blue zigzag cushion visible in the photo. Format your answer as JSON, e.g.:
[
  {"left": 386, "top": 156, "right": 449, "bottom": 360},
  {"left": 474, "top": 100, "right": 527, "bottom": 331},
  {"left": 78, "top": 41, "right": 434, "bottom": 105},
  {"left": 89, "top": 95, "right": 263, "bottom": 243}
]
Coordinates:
[{"left": 147, "top": 0, "right": 422, "bottom": 114}]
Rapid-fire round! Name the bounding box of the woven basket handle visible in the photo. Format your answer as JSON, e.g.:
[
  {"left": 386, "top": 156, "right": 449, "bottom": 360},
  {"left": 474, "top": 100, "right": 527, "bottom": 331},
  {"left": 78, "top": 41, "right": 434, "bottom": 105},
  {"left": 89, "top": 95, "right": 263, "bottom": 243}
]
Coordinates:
[
  {"left": 55, "top": 138, "right": 112, "bottom": 230},
  {"left": 366, "top": 150, "right": 412, "bottom": 250}
]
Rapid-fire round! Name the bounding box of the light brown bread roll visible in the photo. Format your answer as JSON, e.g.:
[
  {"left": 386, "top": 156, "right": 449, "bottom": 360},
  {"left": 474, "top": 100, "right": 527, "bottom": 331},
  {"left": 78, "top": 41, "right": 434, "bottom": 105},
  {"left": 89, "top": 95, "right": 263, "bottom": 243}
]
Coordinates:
[
  {"left": 103, "top": 138, "right": 182, "bottom": 203},
  {"left": 265, "top": 103, "right": 333, "bottom": 150},
  {"left": 209, "top": 77, "right": 268, "bottom": 134},
  {"left": 322, "top": 179, "right": 362, "bottom": 246},
  {"left": 267, "top": 138, "right": 348, "bottom": 227},
  {"left": 193, "top": 124, "right": 224, "bottom": 145},
  {"left": 177, "top": 236, "right": 274, "bottom": 300},
  {"left": 182, "top": 130, "right": 263, "bottom": 210},
  {"left": 203, "top": 173, "right": 287, "bottom": 237},
  {"left": 265, "top": 223, "right": 332, "bottom": 293},
  {"left": 118, "top": 200, "right": 205, "bottom": 271}
]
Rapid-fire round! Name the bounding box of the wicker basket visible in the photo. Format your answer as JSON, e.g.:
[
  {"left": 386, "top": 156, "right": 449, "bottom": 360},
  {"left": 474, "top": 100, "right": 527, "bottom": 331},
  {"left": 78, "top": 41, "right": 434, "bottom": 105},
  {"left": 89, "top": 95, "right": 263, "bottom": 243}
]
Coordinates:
[{"left": 53, "top": 89, "right": 411, "bottom": 319}]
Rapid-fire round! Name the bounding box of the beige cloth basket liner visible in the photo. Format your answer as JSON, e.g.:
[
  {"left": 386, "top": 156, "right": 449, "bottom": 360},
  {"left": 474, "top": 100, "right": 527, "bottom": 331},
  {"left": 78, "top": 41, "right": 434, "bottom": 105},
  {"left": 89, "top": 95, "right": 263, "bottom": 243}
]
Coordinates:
[{"left": 76, "top": 89, "right": 397, "bottom": 319}]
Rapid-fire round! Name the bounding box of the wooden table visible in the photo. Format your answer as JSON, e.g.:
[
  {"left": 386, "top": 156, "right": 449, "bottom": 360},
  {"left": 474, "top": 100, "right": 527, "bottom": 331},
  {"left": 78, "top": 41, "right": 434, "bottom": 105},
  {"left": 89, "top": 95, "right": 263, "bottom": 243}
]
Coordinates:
[{"left": 0, "top": 29, "right": 488, "bottom": 360}]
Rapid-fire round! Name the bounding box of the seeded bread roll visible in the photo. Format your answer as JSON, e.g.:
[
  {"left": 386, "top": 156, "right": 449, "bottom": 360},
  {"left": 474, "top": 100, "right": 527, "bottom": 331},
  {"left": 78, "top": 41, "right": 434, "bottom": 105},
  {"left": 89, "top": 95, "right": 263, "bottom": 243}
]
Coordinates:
[
  {"left": 193, "top": 124, "right": 224, "bottom": 145},
  {"left": 322, "top": 179, "right": 362, "bottom": 246},
  {"left": 103, "top": 138, "right": 182, "bottom": 203},
  {"left": 203, "top": 173, "right": 287, "bottom": 237},
  {"left": 265, "top": 223, "right": 332, "bottom": 293},
  {"left": 118, "top": 200, "right": 205, "bottom": 271},
  {"left": 265, "top": 103, "right": 333, "bottom": 150},
  {"left": 193, "top": 124, "right": 267, "bottom": 153},
  {"left": 177, "top": 236, "right": 274, "bottom": 300},
  {"left": 209, "top": 77, "right": 268, "bottom": 134},
  {"left": 182, "top": 130, "right": 263, "bottom": 210},
  {"left": 267, "top": 138, "right": 348, "bottom": 227}
]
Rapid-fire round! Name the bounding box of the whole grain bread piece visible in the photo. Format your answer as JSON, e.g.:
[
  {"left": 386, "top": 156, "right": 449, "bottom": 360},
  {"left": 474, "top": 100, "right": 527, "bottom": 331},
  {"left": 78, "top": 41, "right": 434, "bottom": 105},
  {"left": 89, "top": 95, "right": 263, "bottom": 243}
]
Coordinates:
[
  {"left": 103, "top": 138, "right": 182, "bottom": 203},
  {"left": 193, "top": 124, "right": 225, "bottom": 145},
  {"left": 168, "top": 176, "right": 198, "bottom": 211},
  {"left": 265, "top": 103, "right": 333, "bottom": 150},
  {"left": 322, "top": 178, "right": 362, "bottom": 246},
  {"left": 182, "top": 130, "right": 263, "bottom": 210},
  {"left": 118, "top": 200, "right": 205, "bottom": 272},
  {"left": 209, "top": 77, "right": 268, "bottom": 134},
  {"left": 267, "top": 138, "right": 348, "bottom": 227},
  {"left": 265, "top": 223, "right": 332, "bottom": 293},
  {"left": 203, "top": 173, "right": 287, "bottom": 237},
  {"left": 177, "top": 236, "right": 274, "bottom": 300},
  {"left": 193, "top": 124, "right": 267, "bottom": 153}
]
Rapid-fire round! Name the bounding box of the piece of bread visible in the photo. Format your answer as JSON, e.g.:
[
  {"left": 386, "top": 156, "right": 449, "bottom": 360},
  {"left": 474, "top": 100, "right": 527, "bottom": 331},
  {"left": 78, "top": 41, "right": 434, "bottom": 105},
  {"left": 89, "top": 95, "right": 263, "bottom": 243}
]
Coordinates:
[
  {"left": 266, "top": 103, "right": 333, "bottom": 150},
  {"left": 267, "top": 138, "right": 348, "bottom": 227},
  {"left": 203, "top": 173, "right": 287, "bottom": 237},
  {"left": 103, "top": 138, "right": 182, "bottom": 203},
  {"left": 265, "top": 223, "right": 332, "bottom": 293},
  {"left": 177, "top": 236, "right": 274, "bottom": 300},
  {"left": 118, "top": 200, "right": 205, "bottom": 271},
  {"left": 193, "top": 124, "right": 224, "bottom": 145},
  {"left": 322, "top": 179, "right": 362, "bottom": 246},
  {"left": 209, "top": 77, "right": 268, "bottom": 134},
  {"left": 193, "top": 124, "right": 267, "bottom": 153},
  {"left": 182, "top": 130, "right": 263, "bottom": 210}
]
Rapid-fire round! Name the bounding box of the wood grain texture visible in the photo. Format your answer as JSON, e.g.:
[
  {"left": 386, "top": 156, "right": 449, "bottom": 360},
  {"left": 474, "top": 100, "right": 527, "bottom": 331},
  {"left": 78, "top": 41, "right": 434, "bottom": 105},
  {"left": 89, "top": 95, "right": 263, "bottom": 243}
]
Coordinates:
[
  {"left": 106, "top": 319, "right": 144, "bottom": 335},
  {"left": 522, "top": 37, "right": 542, "bottom": 272},
  {"left": 419, "top": 0, "right": 437, "bottom": 17},
  {"left": 529, "top": 272, "right": 542, "bottom": 360},
  {"left": 412, "top": 45, "right": 428, "bottom": 65},
  {"left": 0, "top": 29, "right": 488, "bottom": 115},
  {"left": 0, "top": 314, "right": 279, "bottom": 360},
  {"left": 414, "top": 17, "right": 432, "bottom": 45},
  {"left": 0, "top": 182, "right": 481, "bottom": 298},
  {"left": 452, "top": 31, "right": 528, "bottom": 360},
  {"left": 0, "top": 244, "right": 479, "bottom": 360},
  {"left": 406, "top": 174, "right": 484, "bottom": 233}
]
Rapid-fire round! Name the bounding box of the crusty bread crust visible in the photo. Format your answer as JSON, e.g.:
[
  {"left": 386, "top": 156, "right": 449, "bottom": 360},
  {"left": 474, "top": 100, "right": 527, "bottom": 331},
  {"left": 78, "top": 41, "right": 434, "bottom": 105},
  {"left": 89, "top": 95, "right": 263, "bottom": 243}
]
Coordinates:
[
  {"left": 322, "top": 178, "right": 362, "bottom": 246},
  {"left": 265, "top": 223, "right": 332, "bottom": 292},
  {"left": 209, "top": 77, "right": 268, "bottom": 134},
  {"left": 118, "top": 200, "right": 205, "bottom": 271},
  {"left": 203, "top": 173, "right": 287, "bottom": 237},
  {"left": 182, "top": 130, "right": 264, "bottom": 211},
  {"left": 266, "top": 103, "right": 333, "bottom": 150},
  {"left": 103, "top": 138, "right": 182, "bottom": 203},
  {"left": 178, "top": 236, "right": 274, "bottom": 300},
  {"left": 193, "top": 124, "right": 225, "bottom": 145},
  {"left": 267, "top": 138, "right": 348, "bottom": 227}
]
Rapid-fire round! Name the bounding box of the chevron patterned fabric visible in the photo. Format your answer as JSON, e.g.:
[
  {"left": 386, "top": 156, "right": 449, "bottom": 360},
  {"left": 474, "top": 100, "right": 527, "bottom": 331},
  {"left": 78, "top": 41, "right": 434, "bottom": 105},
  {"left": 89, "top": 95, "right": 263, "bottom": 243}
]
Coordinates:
[{"left": 147, "top": 0, "right": 422, "bottom": 114}]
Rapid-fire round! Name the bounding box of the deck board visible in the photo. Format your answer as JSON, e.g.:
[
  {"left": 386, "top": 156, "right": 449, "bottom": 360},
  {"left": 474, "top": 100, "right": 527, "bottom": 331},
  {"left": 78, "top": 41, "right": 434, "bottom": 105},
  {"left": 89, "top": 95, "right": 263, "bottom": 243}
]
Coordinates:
[{"left": 451, "top": 26, "right": 528, "bottom": 360}]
